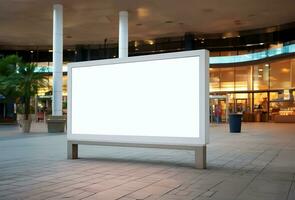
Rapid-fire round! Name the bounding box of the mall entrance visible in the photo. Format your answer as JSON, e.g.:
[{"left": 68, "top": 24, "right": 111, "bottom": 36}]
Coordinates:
[
  {"left": 210, "top": 90, "right": 295, "bottom": 123},
  {"left": 209, "top": 95, "right": 229, "bottom": 123}
]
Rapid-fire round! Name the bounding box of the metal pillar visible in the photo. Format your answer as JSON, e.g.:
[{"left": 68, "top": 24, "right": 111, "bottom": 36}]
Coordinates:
[
  {"left": 52, "top": 4, "right": 63, "bottom": 116},
  {"left": 119, "top": 11, "right": 128, "bottom": 58}
]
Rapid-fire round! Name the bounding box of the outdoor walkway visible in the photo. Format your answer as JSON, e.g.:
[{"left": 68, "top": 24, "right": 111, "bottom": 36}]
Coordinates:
[{"left": 0, "top": 122, "right": 295, "bottom": 200}]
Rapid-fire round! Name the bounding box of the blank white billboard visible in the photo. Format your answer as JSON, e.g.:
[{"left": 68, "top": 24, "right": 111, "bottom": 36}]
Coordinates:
[{"left": 68, "top": 50, "right": 209, "bottom": 146}]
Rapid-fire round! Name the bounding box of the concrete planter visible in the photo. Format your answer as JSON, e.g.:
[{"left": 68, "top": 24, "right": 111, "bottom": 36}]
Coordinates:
[
  {"left": 21, "top": 119, "right": 32, "bottom": 133},
  {"left": 46, "top": 116, "right": 66, "bottom": 133}
]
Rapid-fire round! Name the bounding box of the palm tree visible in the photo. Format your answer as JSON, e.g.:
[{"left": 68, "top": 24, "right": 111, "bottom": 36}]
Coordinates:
[
  {"left": 0, "top": 55, "right": 47, "bottom": 132},
  {"left": 0, "top": 55, "right": 21, "bottom": 102}
]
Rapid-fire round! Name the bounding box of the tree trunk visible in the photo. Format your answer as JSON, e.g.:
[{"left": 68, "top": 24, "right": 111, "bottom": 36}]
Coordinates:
[{"left": 24, "top": 97, "right": 30, "bottom": 120}]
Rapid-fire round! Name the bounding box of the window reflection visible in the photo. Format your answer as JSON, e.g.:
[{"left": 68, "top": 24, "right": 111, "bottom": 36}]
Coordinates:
[
  {"left": 235, "top": 66, "right": 252, "bottom": 91},
  {"left": 253, "top": 63, "right": 269, "bottom": 90},
  {"left": 270, "top": 59, "right": 291, "bottom": 89},
  {"left": 220, "top": 67, "right": 234, "bottom": 91},
  {"left": 209, "top": 68, "right": 220, "bottom": 92}
]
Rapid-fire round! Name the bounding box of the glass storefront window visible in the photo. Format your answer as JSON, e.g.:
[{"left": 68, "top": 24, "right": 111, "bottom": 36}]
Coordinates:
[
  {"left": 253, "top": 63, "right": 269, "bottom": 90},
  {"left": 219, "top": 67, "right": 234, "bottom": 91},
  {"left": 253, "top": 92, "right": 268, "bottom": 111},
  {"left": 270, "top": 59, "right": 291, "bottom": 89},
  {"left": 209, "top": 68, "right": 220, "bottom": 92},
  {"left": 235, "top": 66, "right": 252, "bottom": 91},
  {"left": 235, "top": 93, "right": 252, "bottom": 113}
]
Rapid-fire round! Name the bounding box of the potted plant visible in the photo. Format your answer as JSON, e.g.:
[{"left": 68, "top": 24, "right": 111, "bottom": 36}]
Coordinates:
[
  {"left": 0, "top": 55, "right": 47, "bottom": 133},
  {"left": 15, "top": 63, "right": 47, "bottom": 132}
]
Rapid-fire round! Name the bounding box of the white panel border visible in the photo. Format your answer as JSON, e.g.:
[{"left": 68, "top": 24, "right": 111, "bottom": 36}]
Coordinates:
[{"left": 67, "top": 50, "right": 209, "bottom": 146}]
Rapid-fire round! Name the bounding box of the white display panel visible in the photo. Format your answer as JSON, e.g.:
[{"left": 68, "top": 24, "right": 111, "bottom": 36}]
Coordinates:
[{"left": 68, "top": 50, "right": 209, "bottom": 146}]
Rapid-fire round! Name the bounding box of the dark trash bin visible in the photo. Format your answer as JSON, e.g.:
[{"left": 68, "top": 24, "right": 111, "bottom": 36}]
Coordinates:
[{"left": 229, "top": 113, "right": 242, "bottom": 133}]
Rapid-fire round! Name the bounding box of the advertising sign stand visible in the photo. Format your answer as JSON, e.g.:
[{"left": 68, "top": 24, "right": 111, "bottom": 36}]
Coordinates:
[
  {"left": 67, "top": 141, "right": 206, "bottom": 169},
  {"left": 67, "top": 50, "right": 209, "bottom": 169}
]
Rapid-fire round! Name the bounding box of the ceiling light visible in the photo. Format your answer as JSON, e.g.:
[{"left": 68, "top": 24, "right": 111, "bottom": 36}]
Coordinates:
[
  {"left": 137, "top": 8, "right": 149, "bottom": 18},
  {"left": 222, "top": 31, "right": 239, "bottom": 39},
  {"left": 30, "top": 50, "right": 34, "bottom": 53},
  {"left": 265, "top": 64, "right": 269, "bottom": 67},
  {"left": 259, "top": 43, "right": 264, "bottom": 45},
  {"left": 165, "top": 20, "right": 173, "bottom": 24},
  {"left": 145, "top": 40, "right": 154, "bottom": 45}
]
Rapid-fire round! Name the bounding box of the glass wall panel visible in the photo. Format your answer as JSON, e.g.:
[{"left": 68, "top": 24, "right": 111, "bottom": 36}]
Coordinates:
[
  {"left": 253, "top": 63, "right": 269, "bottom": 90},
  {"left": 235, "top": 66, "right": 252, "bottom": 91},
  {"left": 254, "top": 92, "right": 268, "bottom": 110},
  {"left": 270, "top": 59, "right": 291, "bottom": 89},
  {"left": 209, "top": 68, "right": 220, "bottom": 92},
  {"left": 235, "top": 93, "right": 252, "bottom": 113},
  {"left": 219, "top": 67, "right": 235, "bottom": 91}
]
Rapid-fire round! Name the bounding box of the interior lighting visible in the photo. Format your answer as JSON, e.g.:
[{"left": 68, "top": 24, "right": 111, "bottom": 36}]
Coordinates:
[
  {"left": 137, "top": 8, "right": 149, "bottom": 18},
  {"left": 145, "top": 40, "right": 154, "bottom": 45},
  {"left": 281, "top": 68, "right": 290, "bottom": 73}
]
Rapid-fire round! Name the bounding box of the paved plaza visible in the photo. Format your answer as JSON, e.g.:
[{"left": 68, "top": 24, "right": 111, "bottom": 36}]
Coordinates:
[{"left": 0, "top": 122, "right": 295, "bottom": 200}]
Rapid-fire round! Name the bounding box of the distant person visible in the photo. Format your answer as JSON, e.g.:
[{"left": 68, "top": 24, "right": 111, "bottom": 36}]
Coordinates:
[{"left": 215, "top": 104, "right": 222, "bottom": 123}]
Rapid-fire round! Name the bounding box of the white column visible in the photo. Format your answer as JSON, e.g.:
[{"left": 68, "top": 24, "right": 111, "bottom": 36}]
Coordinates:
[
  {"left": 52, "top": 4, "right": 63, "bottom": 116},
  {"left": 119, "top": 11, "right": 128, "bottom": 58}
]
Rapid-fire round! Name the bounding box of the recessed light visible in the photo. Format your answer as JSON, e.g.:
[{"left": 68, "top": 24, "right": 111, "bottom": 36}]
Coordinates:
[
  {"left": 202, "top": 8, "right": 214, "bottom": 13},
  {"left": 165, "top": 20, "right": 173, "bottom": 24},
  {"left": 137, "top": 8, "right": 149, "bottom": 18}
]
